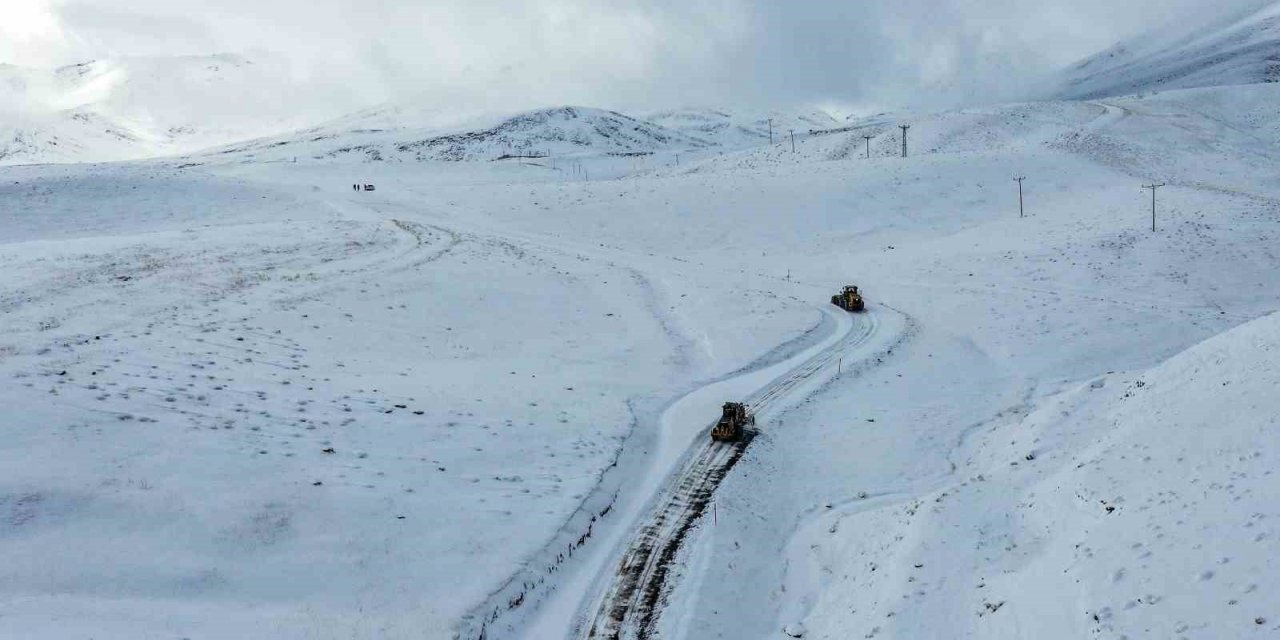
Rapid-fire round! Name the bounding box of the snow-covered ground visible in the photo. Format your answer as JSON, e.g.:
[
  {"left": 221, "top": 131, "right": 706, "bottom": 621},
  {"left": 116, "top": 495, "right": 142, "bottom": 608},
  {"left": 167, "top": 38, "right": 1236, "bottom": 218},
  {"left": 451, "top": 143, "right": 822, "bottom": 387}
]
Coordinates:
[
  {"left": 763, "top": 308, "right": 1280, "bottom": 639},
  {"left": 0, "top": 158, "right": 815, "bottom": 637},
  {"left": 3, "top": 72, "right": 1280, "bottom": 640}
]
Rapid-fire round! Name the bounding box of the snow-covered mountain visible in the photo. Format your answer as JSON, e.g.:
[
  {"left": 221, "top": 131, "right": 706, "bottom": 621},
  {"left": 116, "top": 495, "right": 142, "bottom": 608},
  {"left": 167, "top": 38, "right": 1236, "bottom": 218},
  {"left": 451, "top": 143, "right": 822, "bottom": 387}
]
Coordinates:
[
  {"left": 0, "top": 53, "right": 375, "bottom": 165},
  {"left": 0, "top": 106, "right": 150, "bottom": 165},
  {"left": 1056, "top": 0, "right": 1280, "bottom": 99},
  {"left": 644, "top": 108, "right": 842, "bottom": 148},
  {"left": 197, "top": 105, "right": 714, "bottom": 164},
  {"left": 0, "top": 55, "right": 843, "bottom": 167}
]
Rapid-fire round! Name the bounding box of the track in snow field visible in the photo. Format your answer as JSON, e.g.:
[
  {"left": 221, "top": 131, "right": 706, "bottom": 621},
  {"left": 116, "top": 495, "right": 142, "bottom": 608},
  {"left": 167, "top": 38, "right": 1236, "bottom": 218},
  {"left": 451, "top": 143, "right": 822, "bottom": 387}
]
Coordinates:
[{"left": 581, "top": 309, "right": 881, "bottom": 640}]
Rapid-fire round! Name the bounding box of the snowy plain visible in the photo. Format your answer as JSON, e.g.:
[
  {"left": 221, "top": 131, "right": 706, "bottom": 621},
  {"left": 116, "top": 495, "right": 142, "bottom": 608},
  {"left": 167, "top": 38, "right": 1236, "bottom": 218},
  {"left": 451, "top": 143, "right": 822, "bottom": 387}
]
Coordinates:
[{"left": 2, "top": 75, "right": 1280, "bottom": 640}]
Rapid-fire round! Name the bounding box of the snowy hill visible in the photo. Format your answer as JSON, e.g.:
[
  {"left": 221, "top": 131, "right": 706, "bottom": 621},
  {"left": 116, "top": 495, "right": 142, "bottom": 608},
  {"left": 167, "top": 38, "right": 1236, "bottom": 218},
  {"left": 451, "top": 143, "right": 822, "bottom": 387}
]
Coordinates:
[
  {"left": 1056, "top": 0, "right": 1280, "bottom": 99},
  {"left": 0, "top": 54, "right": 373, "bottom": 165},
  {"left": 644, "top": 108, "right": 842, "bottom": 148},
  {"left": 1, "top": 53, "right": 844, "bottom": 167},
  {"left": 197, "top": 105, "right": 713, "bottom": 164},
  {"left": 769, "top": 309, "right": 1280, "bottom": 639},
  {"left": 0, "top": 107, "right": 152, "bottom": 165},
  {"left": 1, "top": 63, "right": 150, "bottom": 164}
]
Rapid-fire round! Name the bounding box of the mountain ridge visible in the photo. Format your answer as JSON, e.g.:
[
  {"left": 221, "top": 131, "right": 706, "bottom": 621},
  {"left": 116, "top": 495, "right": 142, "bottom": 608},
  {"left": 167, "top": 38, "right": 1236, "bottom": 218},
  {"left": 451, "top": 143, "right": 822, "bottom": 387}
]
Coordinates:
[{"left": 1055, "top": 0, "right": 1280, "bottom": 99}]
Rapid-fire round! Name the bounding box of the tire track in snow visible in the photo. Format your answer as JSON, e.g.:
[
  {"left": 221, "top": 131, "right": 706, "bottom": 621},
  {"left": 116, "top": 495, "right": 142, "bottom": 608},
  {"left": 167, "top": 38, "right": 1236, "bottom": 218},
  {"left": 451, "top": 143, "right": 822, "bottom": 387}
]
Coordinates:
[
  {"left": 271, "top": 217, "right": 462, "bottom": 308},
  {"left": 579, "top": 308, "right": 895, "bottom": 640}
]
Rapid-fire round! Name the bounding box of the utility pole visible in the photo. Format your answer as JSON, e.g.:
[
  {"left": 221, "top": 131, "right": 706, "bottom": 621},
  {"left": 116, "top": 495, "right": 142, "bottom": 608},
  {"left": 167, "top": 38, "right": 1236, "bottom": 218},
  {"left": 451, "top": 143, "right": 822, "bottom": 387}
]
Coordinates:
[
  {"left": 899, "top": 124, "right": 910, "bottom": 158},
  {"left": 790, "top": 130, "right": 796, "bottom": 153},
  {"left": 1014, "top": 176, "right": 1026, "bottom": 218},
  {"left": 768, "top": 118, "right": 774, "bottom": 145},
  {"left": 1143, "top": 183, "right": 1166, "bottom": 231},
  {"left": 863, "top": 135, "right": 873, "bottom": 159}
]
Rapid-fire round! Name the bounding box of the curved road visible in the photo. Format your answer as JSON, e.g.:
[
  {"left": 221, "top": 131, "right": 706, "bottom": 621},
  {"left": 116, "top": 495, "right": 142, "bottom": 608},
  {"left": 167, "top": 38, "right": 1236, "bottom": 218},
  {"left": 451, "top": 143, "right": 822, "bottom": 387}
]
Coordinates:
[{"left": 578, "top": 308, "right": 888, "bottom": 639}]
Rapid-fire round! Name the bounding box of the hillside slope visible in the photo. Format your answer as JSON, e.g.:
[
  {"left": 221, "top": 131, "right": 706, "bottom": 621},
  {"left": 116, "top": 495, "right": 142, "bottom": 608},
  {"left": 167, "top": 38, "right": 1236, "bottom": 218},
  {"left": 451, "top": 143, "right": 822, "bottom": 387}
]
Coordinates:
[
  {"left": 766, "top": 308, "right": 1280, "bottom": 639},
  {"left": 197, "top": 105, "right": 712, "bottom": 165},
  {"left": 0, "top": 54, "right": 371, "bottom": 165},
  {"left": 1057, "top": 0, "right": 1280, "bottom": 99},
  {"left": 642, "top": 108, "right": 842, "bottom": 148}
]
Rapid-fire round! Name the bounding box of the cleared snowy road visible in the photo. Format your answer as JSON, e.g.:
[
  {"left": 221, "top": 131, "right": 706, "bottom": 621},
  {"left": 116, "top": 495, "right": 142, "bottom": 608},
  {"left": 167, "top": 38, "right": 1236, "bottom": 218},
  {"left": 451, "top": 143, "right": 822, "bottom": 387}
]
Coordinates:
[{"left": 576, "top": 306, "right": 905, "bottom": 640}]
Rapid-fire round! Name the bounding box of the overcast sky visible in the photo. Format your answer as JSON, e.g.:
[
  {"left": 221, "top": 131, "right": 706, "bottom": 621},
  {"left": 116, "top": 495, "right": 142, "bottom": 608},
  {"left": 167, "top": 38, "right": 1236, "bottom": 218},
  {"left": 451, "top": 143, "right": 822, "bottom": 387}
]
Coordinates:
[{"left": 1, "top": 0, "right": 1266, "bottom": 114}]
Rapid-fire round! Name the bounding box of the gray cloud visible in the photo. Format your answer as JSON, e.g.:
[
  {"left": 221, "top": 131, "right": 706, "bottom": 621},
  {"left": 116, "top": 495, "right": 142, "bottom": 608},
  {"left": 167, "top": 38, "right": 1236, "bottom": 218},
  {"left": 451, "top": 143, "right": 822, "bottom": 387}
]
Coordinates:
[{"left": 4, "top": 0, "right": 1271, "bottom": 115}]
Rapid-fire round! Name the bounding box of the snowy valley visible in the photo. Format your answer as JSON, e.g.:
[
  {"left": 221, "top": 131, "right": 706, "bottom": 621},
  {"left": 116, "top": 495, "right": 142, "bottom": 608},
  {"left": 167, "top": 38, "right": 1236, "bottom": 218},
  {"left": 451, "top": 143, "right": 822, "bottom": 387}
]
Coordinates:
[{"left": 4, "top": 5, "right": 1280, "bottom": 640}]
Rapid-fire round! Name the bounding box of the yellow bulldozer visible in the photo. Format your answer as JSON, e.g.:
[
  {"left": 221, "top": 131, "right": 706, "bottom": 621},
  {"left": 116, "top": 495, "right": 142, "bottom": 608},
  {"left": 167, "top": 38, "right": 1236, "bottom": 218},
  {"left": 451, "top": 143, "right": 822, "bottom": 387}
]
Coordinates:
[
  {"left": 711, "top": 402, "right": 754, "bottom": 442},
  {"left": 831, "top": 285, "right": 865, "bottom": 312}
]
